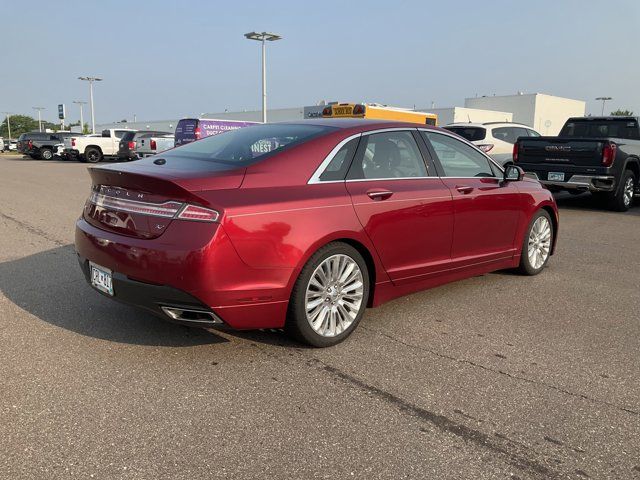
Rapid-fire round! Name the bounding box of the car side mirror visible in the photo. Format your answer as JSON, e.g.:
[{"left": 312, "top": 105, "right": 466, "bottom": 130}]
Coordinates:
[{"left": 504, "top": 164, "right": 524, "bottom": 182}]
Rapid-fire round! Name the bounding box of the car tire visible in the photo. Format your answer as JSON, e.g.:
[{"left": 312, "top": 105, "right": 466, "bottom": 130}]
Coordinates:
[
  {"left": 285, "top": 242, "right": 370, "bottom": 347},
  {"left": 84, "top": 147, "right": 103, "bottom": 163},
  {"left": 517, "top": 209, "right": 554, "bottom": 276},
  {"left": 607, "top": 170, "right": 635, "bottom": 212},
  {"left": 40, "top": 148, "right": 53, "bottom": 160}
]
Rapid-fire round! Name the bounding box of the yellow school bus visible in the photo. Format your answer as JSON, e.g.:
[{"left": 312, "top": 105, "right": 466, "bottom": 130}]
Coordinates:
[{"left": 322, "top": 103, "right": 438, "bottom": 125}]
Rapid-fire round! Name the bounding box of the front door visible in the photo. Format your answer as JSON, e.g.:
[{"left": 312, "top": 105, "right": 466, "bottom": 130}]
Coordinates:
[
  {"left": 345, "top": 130, "right": 454, "bottom": 283},
  {"left": 420, "top": 130, "right": 521, "bottom": 266}
]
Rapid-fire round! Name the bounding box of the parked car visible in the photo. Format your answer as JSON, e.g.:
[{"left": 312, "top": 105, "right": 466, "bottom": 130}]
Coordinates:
[
  {"left": 63, "top": 128, "right": 136, "bottom": 163},
  {"left": 444, "top": 122, "right": 540, "bottom": 166},
  {"left": 117, "top": 131, "right": 172, "bottom": 161},
  {"left": 135, "top": 132, "right": 175, "bottom": 158},
  {"left": 174, "top": 118, "right": 258, "bottom": 147},
  {"left": 3, "top": 139, "right": 18, "bottom": 152},
  {"left": 515, "top": 116, "right": 640, "bottom": 211},
  {"left": 24, "top": 131, "right": 77, "bottom": 160},
  {"left": 75, "top": 120, "right": 558, "bottom": 347}
]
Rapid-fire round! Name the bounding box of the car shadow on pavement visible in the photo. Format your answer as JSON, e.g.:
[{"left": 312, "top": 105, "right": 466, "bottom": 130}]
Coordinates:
[
  {"left": 553, "top": 192, "right": 640, "bottom": 216},
  {"left": 0, "top": 245, "right": 228, "bottom": 347}
]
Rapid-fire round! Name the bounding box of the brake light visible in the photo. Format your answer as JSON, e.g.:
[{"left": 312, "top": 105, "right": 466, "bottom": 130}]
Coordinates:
[
  {"left": 322, "top": 106, "right": 332, "bottom": 116},
  {"left": 477, "top": 144, "right": 494, "bottom": 153},
  {"left": 512, "top": 142, "right": 519, "bottom": 162},
  {"left": 352, "top": 104, "right": 365, "bottom": 116},
  {"left": 71, "top": 138, "right": 76, "bottom": 147},
  {"left": 194, "top": 127, "right": 201, "bottom": 140},
  {"left": 177, "top": 205, "right": 220, "bottom": 222},
  {"left": 602, "top": 142, "right": 617, "bottom": 167},
  {"left": 127, "top": 141, "right": 136, "bottom": 150},
  {"left": 27, "top": 140, "right": 33, "bottom": 149},
  {"left": 150, "top": 139, "right": 157, "bottom": 150}
]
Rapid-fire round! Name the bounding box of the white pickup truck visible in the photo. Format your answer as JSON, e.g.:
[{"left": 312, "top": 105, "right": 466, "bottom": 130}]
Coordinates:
[{"left": 63, "top": 128, "right": 136, "bottom": 163}]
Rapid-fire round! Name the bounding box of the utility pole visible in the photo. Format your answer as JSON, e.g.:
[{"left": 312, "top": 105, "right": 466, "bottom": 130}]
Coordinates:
[
  {"left": 32, "top": 107, "right": 45, "bottom": 132},
  {"left": 73, "top": 101, "right": 87, "bottom": 133},
  {"left": 78, "top": 76, "right": 103, "bottom": 133},
  {"left": 1, "top": 112, "right": 11, "bottom": 140},
  {"left": 595, "top": 96, "right": 612, "bottom": 116},
  {"left": 244, "top": 32, "right": 282, "bottom": 123}
]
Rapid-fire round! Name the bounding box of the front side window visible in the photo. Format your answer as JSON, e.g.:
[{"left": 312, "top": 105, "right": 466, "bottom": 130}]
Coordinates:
[
  {"left": 347, "top": 131, "right": 427, "bottom": 180},
  {"left": 422, "top": 131, "right": 495, "bottom": 178}
]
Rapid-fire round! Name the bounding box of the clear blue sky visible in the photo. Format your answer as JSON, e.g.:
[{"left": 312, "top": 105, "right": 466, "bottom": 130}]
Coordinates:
[{"left": 3, "top": 0, "right": 639, "bottom": 124}]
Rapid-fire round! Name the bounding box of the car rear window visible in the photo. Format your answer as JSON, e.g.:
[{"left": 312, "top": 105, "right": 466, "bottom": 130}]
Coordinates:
[
  {"left": 122, "top": 132, "right": 137, "bottom": 141},
  {"left": 444, "top": 126, "right": 486, "bottom": 142},
  {"left": 164, "top": 124, "right": 335, "bottom": 166},
  {"left": 560, "top": 119, "right": 640, "bottom": 139}
]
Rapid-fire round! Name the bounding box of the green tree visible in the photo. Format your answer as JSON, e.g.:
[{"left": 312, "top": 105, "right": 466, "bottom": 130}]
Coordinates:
[
  {"left": 0, "top": 115, "right": 39, "bottom": 139},
  {"left": 610, "top": 109, "right": 634, "bottom": 116}
]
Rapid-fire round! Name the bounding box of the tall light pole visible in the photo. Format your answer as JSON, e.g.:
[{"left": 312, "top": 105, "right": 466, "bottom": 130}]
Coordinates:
[
  {"left": 78, "top": 76, "right": 103, "bottom": 133},
  {"left": 596, "top": 96, "right": 612, "bottom": 116},
  {"left": 1, "top": 112, "right": 11, "bottom": 140},
  {"left": 32, "top": 107, "right": 45, "bottom": 132},
  {"left": 244, "top": 31, "right": 282, "bottom": 123},
  {"left": 73, "top": 100, "right": 87, "bottom": 133}
]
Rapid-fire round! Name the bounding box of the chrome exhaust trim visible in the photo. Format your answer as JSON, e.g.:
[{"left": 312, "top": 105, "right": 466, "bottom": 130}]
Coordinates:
[{"left": 161, "top": 306, "right": 224, "bottom": 325}]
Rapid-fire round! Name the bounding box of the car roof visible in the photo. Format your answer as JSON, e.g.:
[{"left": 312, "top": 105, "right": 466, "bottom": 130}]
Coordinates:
[
  {"left": 276, "top": 118, "right": 440, "bottom": 132},
  {"left": 446, "top": 122, "right": 532, "bottom": 128}
]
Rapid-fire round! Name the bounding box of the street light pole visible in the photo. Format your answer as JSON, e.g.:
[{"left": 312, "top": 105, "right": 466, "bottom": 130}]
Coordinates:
[
  {"left": 1, "top": 112, "right": 11, "bottom": 140},
  {"left": 244, "top": 31, "right": 282, "bottom": 123},
  {"left": 32, "top": 107, "right": 45, "bottom": 132},
  {"left": 73, "top": 101, "right": 87, "bottom": 133},
  {"left": 78, "top": 76, "right": 103, "bottom": 133},
  {"left": 595, "top": 96, "right": 612, "bottom": 116}
]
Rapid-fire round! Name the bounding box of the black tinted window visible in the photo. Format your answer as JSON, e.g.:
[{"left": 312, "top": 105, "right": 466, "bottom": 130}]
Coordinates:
[
  {"left": 444, "top": 126, "right": 486, "bottom": 142},
  {"left": 122, "top": 132, "right": 137, "bottom": 141},
  {"left": 422, "top": 131, "right": 495, "bottom": 178},
  {"left": 319, "top": 137, "right": 359, "bottom": 181},
  {"left": 560, "top": 120, "right": 640, "bottom": 139},
  {"left": 492, "top": 127, "right": 529, "bottom": 144},
  {"left": 164, "top": 124, "right": 334, "bottom": 166},
  {"left": 347, "top": 131, "right": 427, "bottom": 180}
]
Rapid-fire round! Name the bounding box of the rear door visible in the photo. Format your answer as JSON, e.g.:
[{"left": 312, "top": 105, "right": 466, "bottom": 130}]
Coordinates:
[
  {"left": 420, "top": 130, "right": 521, "bottom": 266},
  {"left": 345, "top": 129, "right": 454, "bottom": 283}
]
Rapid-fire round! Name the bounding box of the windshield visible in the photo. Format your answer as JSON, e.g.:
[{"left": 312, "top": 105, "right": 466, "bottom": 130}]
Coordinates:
[
  {"left": 444, "top": 126, "right": 487, "bottom": 142},
  {"left": 560, "top": 119, "right": 639, "bottom": 139},
  {"left": 164, "top": 123, "right": 335, "bottom": 166}
]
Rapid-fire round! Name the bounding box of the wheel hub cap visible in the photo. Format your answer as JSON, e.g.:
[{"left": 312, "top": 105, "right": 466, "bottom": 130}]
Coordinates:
[
  {"left": 527, "top": 216, "right": 552, "bottom": 270},
  {"left": 305, "top": 254, "right": 364, "bottom": 337}
]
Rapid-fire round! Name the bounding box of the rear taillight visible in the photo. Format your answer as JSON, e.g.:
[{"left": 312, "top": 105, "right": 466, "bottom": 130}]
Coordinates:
[
  {"left": 602, "top": 142, "right": 617, "bottom": 167},
  {"left": 150, "top": 139, "right": 157, "bottom": 150},
  {"left": 27, "top": 140, "right": 33, "bottom": 149},
  {"left": 177, "top": 205, "right": 219, "bottom": 222},
  {"left": 477, "top": 144, "right": 494, "bottom": 153},
  {"left": 322, "top": 106, "right": 332, "bottom": 116},
  {"left": 194, "top": 127, "right": 201, "bottom": 140},
  {"left": 128, "top": 141, "right": 136, "bottom": 150},
  {"left": 71, "top": 138, "right": 76, "bottom": 147},
  {"left": 352, "top": 104, "right": 365, "bottom": 115},
  {"left": 512, "top": 142, "right": 519, "bottom": 162},
  {"left": 89, "top": 192, "right": 219, "bottom": 223}
]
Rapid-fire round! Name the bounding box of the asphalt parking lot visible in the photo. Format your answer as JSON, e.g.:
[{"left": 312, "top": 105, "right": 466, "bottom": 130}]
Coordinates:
[{"left": 1, "top": 154, "right": 639, "bottom": 480}]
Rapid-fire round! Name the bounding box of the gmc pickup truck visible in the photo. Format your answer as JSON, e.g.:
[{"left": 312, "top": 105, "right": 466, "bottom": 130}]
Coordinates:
[
  {"left": 63, "top": 128, "right": 136, "bottom": 163},
  {"left": 514, "top": 116, "right": 640, "bottom": 211}
]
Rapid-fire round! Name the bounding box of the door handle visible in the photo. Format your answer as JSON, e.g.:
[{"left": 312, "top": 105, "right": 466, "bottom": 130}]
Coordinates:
[
  {"left": 366, "top": 189, "right": 393, "bottom": 201},
  {"left": 455, "top": 185, "right": 474, "bottom": 194}
]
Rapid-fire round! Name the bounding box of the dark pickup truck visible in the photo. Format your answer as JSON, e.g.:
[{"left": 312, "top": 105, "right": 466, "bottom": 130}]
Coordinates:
[
  {"left": 514, "top": 116, "right": 640, "bottom": 211},
  {"left": 18, "top": 131, "right": 77, "bottom": 160}
]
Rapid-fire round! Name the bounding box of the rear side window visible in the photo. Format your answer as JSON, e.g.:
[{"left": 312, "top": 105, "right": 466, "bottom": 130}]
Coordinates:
[
  {"left": 444, "top": 126, "right": 486, "bottom": 142},
  {"left": 164, "top": 123, "right": 334, "bottom": 166},
  {"left": 527, "top": 129, "right": 541, "bottom": 137},
  {"left": 422, "top": 131, "right": 495, "bottom": 178},
  {"left": 492, "top": 127, "right": 530, "bottom": 144},
  {"left": 319, "top": 137, "right": 359, "bottom": 181},
  {"left": 347, "top": 131, "right": 427, "bottom": 180}
]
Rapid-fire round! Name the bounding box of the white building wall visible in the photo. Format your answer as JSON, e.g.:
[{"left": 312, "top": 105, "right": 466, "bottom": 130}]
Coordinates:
[
  {"left": 464, "top": 93, "right": 585, "bottom": 135},
  {"left": 427, "top": 107, "right": 512, "bottom": 126}
]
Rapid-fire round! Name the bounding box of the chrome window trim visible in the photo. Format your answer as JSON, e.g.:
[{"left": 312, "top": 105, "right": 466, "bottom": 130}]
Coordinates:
[
  {"left": 308, "top": 133, "right": 361, "bottom": 184},
  {"left": 346, "top": 176, "right": 432, "bottom": 183}
]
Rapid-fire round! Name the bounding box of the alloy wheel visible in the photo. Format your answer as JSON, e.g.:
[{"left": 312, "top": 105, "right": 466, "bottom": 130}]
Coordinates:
[
  {"left": 527, "top": 216, "right": 552, "bottom": 270},
  {"left": 305, "top": 254, "right": 364, "bottom": 337},
  {"left": 623, "top": 177, "right": 634, "bottom": 207}
]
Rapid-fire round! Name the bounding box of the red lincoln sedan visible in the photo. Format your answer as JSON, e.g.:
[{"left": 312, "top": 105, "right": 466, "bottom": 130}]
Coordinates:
[{"left": 75, "top": 119, "right": 558, "bottom": 347}]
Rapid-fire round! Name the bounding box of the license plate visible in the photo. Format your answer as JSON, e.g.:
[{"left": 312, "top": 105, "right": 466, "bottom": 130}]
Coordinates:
[
  {"left": 90, "top": 262, "right": 114, "bottom": 296},
  {"left": 548, "top": 172, "right": 565, "bottom": 181}
]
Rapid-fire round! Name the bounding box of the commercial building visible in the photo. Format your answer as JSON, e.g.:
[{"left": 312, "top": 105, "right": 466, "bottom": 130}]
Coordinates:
[
  {"left": 464, "top": 93, "right": 586, "bottom": 135},
  {"left": 424, "top": 107, "right": 512, "bottom": 126}
]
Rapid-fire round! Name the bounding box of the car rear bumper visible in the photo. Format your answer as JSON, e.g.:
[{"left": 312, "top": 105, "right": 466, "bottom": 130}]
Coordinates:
[
  {"left": 74, "top": 217, "right": 292, "bottom": 330},
  {"left": 526, "top": 173, "right": 616, "bottom": 192}
]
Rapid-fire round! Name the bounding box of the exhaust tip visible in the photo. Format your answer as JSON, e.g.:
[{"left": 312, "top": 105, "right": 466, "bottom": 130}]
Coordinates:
[{"left": 161, "top": 306, "right": 223, "bottom": 325}]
